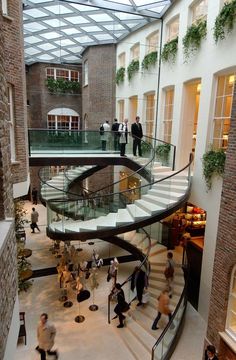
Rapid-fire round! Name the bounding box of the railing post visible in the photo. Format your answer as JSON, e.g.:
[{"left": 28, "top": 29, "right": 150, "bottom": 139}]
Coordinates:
[
  {"left": 28, "top": 129, "right": 31, "bottom": 157},
  {"left": 108, "top": 294, "right": 111, "bottom": 324},
  {"left": 172, "top": 145, "right": 176, "bottom": 171}
]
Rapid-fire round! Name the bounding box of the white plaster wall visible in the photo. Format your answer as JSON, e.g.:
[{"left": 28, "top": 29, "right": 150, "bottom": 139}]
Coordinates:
[
  {"left": 4, "top": 295, "right": 19, "bottom": 360},
  {"left": 13, "top": 173, "right": 30, "bottom": 199},
  {"left": 116, "top": 21, "right": 162, "bottom": 135},
  {"left": 115, "top": 0, "right": 236, "bottom": 321}
]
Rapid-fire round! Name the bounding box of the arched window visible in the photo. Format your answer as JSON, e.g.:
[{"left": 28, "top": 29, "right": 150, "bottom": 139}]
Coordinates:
[
  {"left": 226, "top": 265, "right": 236, "bottom": 341},
  {"left": 47, "top": 108, "right": 80, "bottom": 130}
]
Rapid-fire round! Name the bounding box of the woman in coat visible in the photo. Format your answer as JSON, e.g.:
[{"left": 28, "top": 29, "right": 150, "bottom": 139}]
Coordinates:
[{"left": 114, "top": 283, "right": 129, "bottom": 328}]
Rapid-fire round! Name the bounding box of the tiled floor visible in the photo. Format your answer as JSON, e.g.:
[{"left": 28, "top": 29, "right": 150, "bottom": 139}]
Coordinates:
[{"left": 15, "top": 201, "right": 206, "bottom": 360}]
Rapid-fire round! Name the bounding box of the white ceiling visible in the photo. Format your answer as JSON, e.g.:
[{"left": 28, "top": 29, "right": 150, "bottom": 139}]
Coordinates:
[{"left": 23, "top": 0, "right": 173, "bottom": 64}]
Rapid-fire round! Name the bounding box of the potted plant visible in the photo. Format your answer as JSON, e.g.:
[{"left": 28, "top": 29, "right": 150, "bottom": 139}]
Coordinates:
[
  {"left": 46, "top": 78, "right": 81, "bottom": 94},
  {"left": 116, "top": 67, "right": 125, "bottom": 85},
  {"left": 141, "top": 51, "right": 158, "bottom": 70},
  {"left": 213, "top": 0, "right": 236, "bottom": 43},
  {"left": 182, "top": 19, "right": 207, "bottom": 60},
  {"left": 161, "top": 37, "right": 178, "bottom": 63},
  {"left": 127, "top": 59, "right": 139, "bottom": 81},
  {"left": 202, "top": 148, "right": 226, "bottom": 190},
  {"left": 155, "top": 143, "right": 171, "bottom": 163}
]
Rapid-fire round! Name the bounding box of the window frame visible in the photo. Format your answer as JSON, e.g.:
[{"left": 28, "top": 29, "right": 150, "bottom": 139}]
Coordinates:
[
  {"left": 191, "top": 0, "right": 208, "bottom": 24},
  {"left": 166, "top": 16, "right": 179, "bottom": 42},
  {"left": 46, "top": 67, "right": 80, "bottom": 82},
  {"left": 118, "top": 100, "right": 125, "bottom": 123},
  {"left": 226, "top": 265, "right": 236, "bottom": 342},
  {"left": 47, "top": 114, "right": 80, "bottom": 130},
  {"left": 145, "top": 92, "right": 156, "bottom": 138},
  {"left": 163, "top": 87, "right": 175, "bottom": 143},
  {"left": 84, "top": 60, "right": 88, "bottom": 86},
  {"left": 118, "top": 52, "right": 126, "bottom": 68},
  {"left": 146, "top": 31, "right": 159, "bottom": 54},
  {"left": 2, "top": 0, "right": 8, "bottom": 15},
  {"left": 130, "top": 43, "right": 140, "bottom": 61},
  {"left": 7, "top": 84, "right": 16, "bottom": 162},
  {"left": 212, "top": 73, "right": 235, "bottom": 150}
]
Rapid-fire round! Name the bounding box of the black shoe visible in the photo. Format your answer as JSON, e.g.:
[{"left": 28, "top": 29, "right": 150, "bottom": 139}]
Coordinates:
[
  {"left": 151, "top": 326, "right": 159, "bottom": 330},
  {"left": 117, "top": 324, "right": 124, "bottom": 328},
  {"left": 31, "top": 231, "right": 35, "bottom": 233},
  {"left": 137, "top": 302, "right": 143, "bottom": 306}
]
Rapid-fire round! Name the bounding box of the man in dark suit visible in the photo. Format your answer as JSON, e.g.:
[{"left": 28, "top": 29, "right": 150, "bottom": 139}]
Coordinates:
[
  {"left": 131, "top": 116, "right": 143, "bottom": 157},
  {"left": 111, "top": 118, "right": 120, "bottom": 151},
  {"left": 131, "top": 266, "right": 148, "bottom": 306}
]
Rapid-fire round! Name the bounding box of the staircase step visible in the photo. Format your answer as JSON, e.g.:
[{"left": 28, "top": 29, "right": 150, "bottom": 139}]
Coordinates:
[
  {"left": 134, "top": 199, "right": 165, "bottom": 215},
  {"left": 126, "top": 316, "right": 155, "bottom": 354},
  {"left": 142, "top": 194, "right": 175, "bottom": 208},
  {"left": 152, "top": 166, "right": 172, "bottom": 173},
  {"left": 148, "top": 189, "right": 184, "bottom": 201},
  {"left": 153, "top": 183, "right": 188, "bottom": 193},
  {"left": 126, "top": 204, "right": 150, "bottom": 220},
  {"left": 116, "top": 209, "right": 135, "bottom": 226}
]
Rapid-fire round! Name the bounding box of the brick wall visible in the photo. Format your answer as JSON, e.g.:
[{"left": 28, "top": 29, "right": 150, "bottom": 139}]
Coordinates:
[
  {"left": 205, "top": 82, "right": 236, "bottom": 358},
  {"left": 0, "top": 223, "right": 17, "bottom": 360},
  {"left": 27, "top": 63, "right": 82, "bottom": 128},
  {"left": 2, "top": 0, "right": 29, "bottom": 185},
  {"left": 82, "top": 44, "right": 116, "bottom": 130}
]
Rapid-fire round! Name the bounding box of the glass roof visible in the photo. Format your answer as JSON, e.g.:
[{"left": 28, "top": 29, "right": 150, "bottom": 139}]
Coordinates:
[{"left": 23, "top": 0, "right": 173, "bottom": 64}]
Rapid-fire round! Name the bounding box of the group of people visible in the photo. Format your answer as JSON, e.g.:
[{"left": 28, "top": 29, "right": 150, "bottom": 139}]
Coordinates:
[{"left": 100, "top": 116, "right": 143, "bottom": 157}]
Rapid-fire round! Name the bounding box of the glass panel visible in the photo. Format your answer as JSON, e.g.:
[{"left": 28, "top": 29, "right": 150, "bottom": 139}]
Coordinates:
[
  {"left": 56, "top": 69, "right": 69, "bottom": 80},
  {"left": 225, "top": 75, "right": 235, "bottom": 95},
  {"left": 217, "top": 76, "right": 226, "bottom": 96},
  {"left": 84, "top": 60, "right": 88, "bottom": 85}
]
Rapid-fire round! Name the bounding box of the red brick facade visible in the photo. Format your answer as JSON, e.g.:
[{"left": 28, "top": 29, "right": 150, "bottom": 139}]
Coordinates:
[
  {"left": 206, "top": 83, "right": 236, "bottom": 358},
  {"left": 82, "top": 44, "right": 116, "bottom": 130}
]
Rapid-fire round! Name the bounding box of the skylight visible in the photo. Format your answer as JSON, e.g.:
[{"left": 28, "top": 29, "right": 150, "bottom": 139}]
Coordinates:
[{"left": 23, "top": 0, "right": 172, "bottom": 64}]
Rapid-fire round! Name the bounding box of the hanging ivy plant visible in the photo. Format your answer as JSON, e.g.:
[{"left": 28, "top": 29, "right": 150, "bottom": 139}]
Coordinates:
[
  {"left": 213, "top": 0, "right": 236, "bottom": 43},
  {"left": 161, "top": 37, "right": 178, "bottom": 63},
  {"left": 202, "top": 148, "right": 226, "bottom": 190},
  {"left": 116, "top": 67, "right": 125, "bottom": 85},
  {"left": 46, "top": 78, "right": 81, "bottom": 94},
  {"left": 127, "top": 60, "right": 139, "bottom": 81},
  {"left": 183, "top": 19, "right": 207, "bottom": 60},
  {"left": 141, "top": 51, "right": 158, "bottom": 70}
]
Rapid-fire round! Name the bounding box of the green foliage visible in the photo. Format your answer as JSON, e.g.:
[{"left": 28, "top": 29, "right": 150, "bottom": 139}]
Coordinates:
[
  {"left": 127, "top": 60, "right": 139, "bottom": 81},
  {"left": 155, "top": 143, "right": 171, "bottom": 161},
  {"left": 161, "top": 37, "right": 178, "bottom": 63},
  {"left": 183, "top": 19, "right": 207, "bottom": 60},
  {"left": 46, "top": 78, "right": 81, "bottom": 94},
  {"left": 14, "top": 200, "right": 28, "bottom": 232},
  {"left": 202, "top": 148, "right": 226, "bottom": 190},
  {"left": 18, "top": 256, "right": 32, "bottom": 292},
  {"left": 116, "top": 67, "right": 126, "bottom": 85},
  {"left": 213, "top": 0, "right": 236, "bottom": 43},
  {"left": 141, "top": 141, "right": 151, "bottom": 154},
  {"left": 141, "top": 51, "right": 158, "bottom": 70}
]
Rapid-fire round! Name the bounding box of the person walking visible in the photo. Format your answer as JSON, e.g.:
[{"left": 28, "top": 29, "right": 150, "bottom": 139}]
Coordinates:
[
  {"left": 111, "top": 118, "right": 120, "bottom": 151},
  {"left": 151, "top": 290, "right": 172, "bottom": 330},
  {"left": 131, "top": 116, "right": 143, "bottom": 157},
  {"left": 32, "top": 187, "right": 38, "bottom": 205},
  {"left": 30, "top": 207, "right": 40, "bottom": 233},
  {"left": 164, "top": 252, "right": 175, "bottom": 298},
  {"left": 36, "top": 313, "right": 58, "bottom": 360},
  {"left": 100, "top": 120, "right": 110, "bottom": 151},
  {"left": 119, "top": 118, "right": 129, "bottom": 156},
  {"left": 131, "top": 266, "right": 148, "bottom": 306},
  {"left": 113, "top": 283, "right": 129, "bottom": 328},
  {"left": 205, "top": 345, "right": 218, "bottom": 360}
]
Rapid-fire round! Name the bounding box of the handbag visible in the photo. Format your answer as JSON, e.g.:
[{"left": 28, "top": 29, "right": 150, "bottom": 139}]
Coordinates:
[
  {"left": 164, "top": 261, "right": 174, "bottom": 279},
  {"left": 77, "top": 290, "right": 91, "bottom": 303},
  {"left": 142, "top": 291, "right": 150, "bottom": 304}
]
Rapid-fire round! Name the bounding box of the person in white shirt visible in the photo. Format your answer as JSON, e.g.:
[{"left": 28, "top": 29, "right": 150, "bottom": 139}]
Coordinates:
[
  {"left": 101, "top": 120, "right": 110, "bottom": 151},
  {"left": 118, "top": 118, "right": 129, "bottom": 156},
  {"left": 36, "top": 313, "right": 58, "bottom": 360}
]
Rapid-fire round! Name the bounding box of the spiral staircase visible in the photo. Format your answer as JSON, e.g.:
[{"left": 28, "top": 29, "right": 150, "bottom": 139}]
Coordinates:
[{"left": 37, "top": 132, "right": 192, "bottom": 360}]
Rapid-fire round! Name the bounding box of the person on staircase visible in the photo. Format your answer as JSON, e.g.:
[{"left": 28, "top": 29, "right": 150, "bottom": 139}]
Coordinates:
[
  {"left": 118, "top": 118, "right": 129, "bottom": 156},
  {"left": 131, "top": 116, "right": 143, "bottom": 157},
  {"left": 131, "top": 266, "right": 148, "bottom": 306},
  {"left": 113, "top": 283, "right": 129, "bottom": 328},
  {"left": 164, "top": 252, "right": 175, "bottom": 298},
  {"left": 151, "top": 290, "right": 172, "bottom": 330}
]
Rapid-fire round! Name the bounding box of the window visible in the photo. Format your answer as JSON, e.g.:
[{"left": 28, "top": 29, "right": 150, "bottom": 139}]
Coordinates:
[
  {"left": 46, "top": 68, "right": 79, "bottom": 81},
  {"left": 118, "top": 100, "right": 125, "bottom": 122},
  {"left": 131, "top": 43, "right": 140, "bottom": 61},
  {"left": 212, "top": 74, "right": 235, "bottom": 150},
  {"left": 163, "top": 88, "right": 174, "bottom": 143},
  {"left": 118, "top": 52, "right": 126, "bottom": 68},
  {"left": 7, "top": 84, "right": 16, "bottom": 161},
  {"left": 145, "top": 93, "right": 155, "bottom": 138},
  {"left": 226, "top": 265, "right": 236, "bottom": 341},
  {"left": 192, "top": 0, "right": 208, "bottom": 23},
  {"left": 2, "top": 0, "right": 8, "bottom": 15},
  {"left": 84, "top": 60, "right": 88, "bottom": 86},
  {"left": 129, "top": 96, "right": 138, "bottom": 122},
  {"left": 167, "top": 17, "right": 179, "bottom": 41},
  {"left": 47, "top": 108, "right": 80, "bottom": 130},
  {"left": 146, "top": 31, "right": 159, "bottom": 54}
]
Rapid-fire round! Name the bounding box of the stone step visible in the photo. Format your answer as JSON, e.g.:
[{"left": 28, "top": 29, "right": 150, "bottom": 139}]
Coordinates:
[
  {"left": 126, "top": 204, "right": 150, "bottom": 220},
  {"left": 142, "top": 194, "right": 175, "bottom": 208},
  {"left": 116, "top": 208, "right": 135, "bottom": 226},
  {"left": 134, "top": 199, "right": 165, "bottom": 215},
  {"left": 148, "top": 189, "right": 184, "bottom": 201}
]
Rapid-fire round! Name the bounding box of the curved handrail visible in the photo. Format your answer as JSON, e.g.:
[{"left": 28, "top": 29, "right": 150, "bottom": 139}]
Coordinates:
[
  {"left": 107, "top": 228, "right": 152, "bottom": 324},
  {"left": 38, "top": 132, "right": 156, "bottom": 200},
  {"left": 151, "top": 262, "right": 189, "bottom": 360},
  {"left": 46, "top": 153, "right": 193, "bottom": 211}
]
